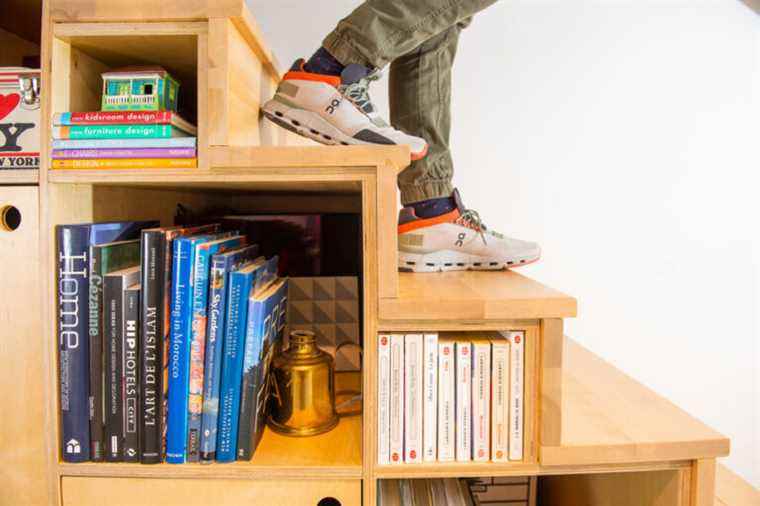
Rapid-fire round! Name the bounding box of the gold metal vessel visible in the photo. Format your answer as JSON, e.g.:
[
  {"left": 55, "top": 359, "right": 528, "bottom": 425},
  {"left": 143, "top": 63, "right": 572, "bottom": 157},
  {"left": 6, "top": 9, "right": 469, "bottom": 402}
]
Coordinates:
[{"left": 267, "top": 330, "right": 339, "bottom": 436}]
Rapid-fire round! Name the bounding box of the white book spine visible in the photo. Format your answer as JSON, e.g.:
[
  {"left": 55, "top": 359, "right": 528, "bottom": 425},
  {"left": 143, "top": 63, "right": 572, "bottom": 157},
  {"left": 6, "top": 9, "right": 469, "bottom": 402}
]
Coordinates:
[
  {"left": 423, "top": 333, "right": 438, "bottom": 462},
  {"left": 455, "top": 341, "right": 472, "bottom": 462},
  {"left": 507, "top": 330, "right": 525, "bottom": 461},
  {"left": 437, "top": 341, "right": 455, "bottom": 462},
  {"left": 389, "top": 334, "right": 405, "bottom": 464},
  {"left": 491, "top": 340, "right": 510, "bottom": 462},
  {"left": 377, "top": 334, "right": 391, "bottom": 465},
  {"left": 472, "top": 341, "right": 491, "bottom": 462},
  {"left": 404, "top": 334, "right": 424, "bottom": 463}
]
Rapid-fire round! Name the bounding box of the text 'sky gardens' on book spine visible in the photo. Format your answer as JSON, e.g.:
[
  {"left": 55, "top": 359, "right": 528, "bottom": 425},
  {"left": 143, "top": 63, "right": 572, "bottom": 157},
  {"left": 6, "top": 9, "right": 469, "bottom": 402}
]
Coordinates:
[
  {"left": 123, "top": 284, "right": 141, "bottom": 462},
  {"left": 200, "top": 245, "right": 260, "bottom": 462},
  {"left": 455, "top": 341, "right": 472, "bottom": 462},
  {"left": 403, "top": 334, "right": 423, "bottom": 464},
  {"left": 186, "top": 236, "right": 246, "bottom": 462},
  {"left": 437, "top": 340, "right": 455, "bottom": 462},
  {"left": 422, "top": 333, "right": 438, "bottom": 462},
  {"left": 491, "top": 339, "right": 510, "bottom": 462},
  {"left": 236, "top": 276, "right": 287, "bottom": 461},
  {"left": 57, "top": 225, "right": 92, "bottom": 462},
  {"left": 472, "top": 340, "right": 491, "bottom": 462},
  {"left": 388, "top": 334, "right": 404, "bottom": 465},
  {"left": 376, "top": 334, "right": 391, "bottom": 465},
  {"left": 505, "top": 330, "right": 525, "bottom": 461}
]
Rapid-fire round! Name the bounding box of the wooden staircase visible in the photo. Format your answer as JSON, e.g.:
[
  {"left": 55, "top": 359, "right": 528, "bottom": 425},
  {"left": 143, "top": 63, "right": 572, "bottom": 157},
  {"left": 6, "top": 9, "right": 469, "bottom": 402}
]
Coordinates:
[{"left": 0, "top": 1, "right": 743, "bottom": 505}]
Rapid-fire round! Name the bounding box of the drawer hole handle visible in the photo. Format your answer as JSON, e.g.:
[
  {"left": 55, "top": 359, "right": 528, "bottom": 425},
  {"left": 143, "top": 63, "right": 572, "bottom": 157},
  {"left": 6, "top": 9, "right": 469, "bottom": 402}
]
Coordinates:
[
  {"left": 317, "top": 498, "right": 341, "bottom": 506},
  {"left": 1, "top": 205, "right": 21, "bottom": 231}
]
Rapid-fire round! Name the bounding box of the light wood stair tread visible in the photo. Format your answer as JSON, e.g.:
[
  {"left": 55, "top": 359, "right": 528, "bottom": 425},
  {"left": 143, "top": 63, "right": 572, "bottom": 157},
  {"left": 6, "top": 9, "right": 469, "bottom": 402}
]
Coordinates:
[
  {"left": 716, "top": 463, "right": 760, "bottom": 506},
  {"left": 379, "top": 271, "right": 577, "bottom": 324},
  {"left": 541, "top": 338, "right": 730, "bottom": 466}
]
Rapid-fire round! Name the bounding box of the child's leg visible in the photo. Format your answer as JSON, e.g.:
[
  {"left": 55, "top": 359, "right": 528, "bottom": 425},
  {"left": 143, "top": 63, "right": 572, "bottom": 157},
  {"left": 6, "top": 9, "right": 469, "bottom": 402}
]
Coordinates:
[{"left": 321, "top": 0, "right": 496, "bottom": 69}]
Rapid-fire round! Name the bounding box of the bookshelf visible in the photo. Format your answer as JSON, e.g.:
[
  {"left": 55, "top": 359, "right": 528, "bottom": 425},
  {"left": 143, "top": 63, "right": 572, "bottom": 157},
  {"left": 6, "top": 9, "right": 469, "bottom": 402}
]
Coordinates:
[{"left": 0, "top": 1, "right": 735, "bottom": 505}]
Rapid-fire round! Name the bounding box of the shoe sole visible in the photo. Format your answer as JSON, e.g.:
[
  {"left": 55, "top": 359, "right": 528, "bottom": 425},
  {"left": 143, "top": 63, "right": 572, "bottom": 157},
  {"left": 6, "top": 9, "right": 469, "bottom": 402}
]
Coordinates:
[
  {"left": 262, "top": 99, "right": 428, "bottom": 160},
  {"left": 398, "top": 250, "right": 541, "bottom": 273}
]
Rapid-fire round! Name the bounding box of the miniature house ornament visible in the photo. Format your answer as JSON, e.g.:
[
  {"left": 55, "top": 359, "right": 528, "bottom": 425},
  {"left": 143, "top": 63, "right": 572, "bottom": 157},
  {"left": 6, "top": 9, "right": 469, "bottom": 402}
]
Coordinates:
[{"left": 101, "top": 66, "right": 180, "bottom": 112}]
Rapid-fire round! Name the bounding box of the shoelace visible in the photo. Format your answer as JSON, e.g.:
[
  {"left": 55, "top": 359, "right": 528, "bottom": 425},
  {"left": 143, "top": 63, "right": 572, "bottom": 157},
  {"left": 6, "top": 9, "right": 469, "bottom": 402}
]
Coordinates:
[
  {"left": 458, "top": 209, "right": 505, "bottom": 244},
  {"left": 340, "top": 70, "right": 382, "bottom": 116}
]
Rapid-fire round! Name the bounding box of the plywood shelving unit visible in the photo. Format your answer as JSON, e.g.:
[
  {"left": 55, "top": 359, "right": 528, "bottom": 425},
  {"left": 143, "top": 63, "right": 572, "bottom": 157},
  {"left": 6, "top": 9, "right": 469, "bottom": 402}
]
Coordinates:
[{"left": 0, "top": 0, "right": 737, "bottom": 505}]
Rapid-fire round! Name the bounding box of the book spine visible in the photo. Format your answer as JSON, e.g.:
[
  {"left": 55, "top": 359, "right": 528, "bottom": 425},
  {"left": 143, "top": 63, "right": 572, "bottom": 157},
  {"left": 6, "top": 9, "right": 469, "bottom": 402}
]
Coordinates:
[
  {"left": 508, "top": 331, "right": 525, "bottom": 461},
  {"left": 139, "top": 231, "right": 163, "bottom": 463},
  {"left": 455, "top": 342, "right": 472, "bottom": 462},
  {"left": 437, "top": 341, "right": 455, "bottom": 462},
  {"left": 57, "top": 225, "right": 92, "bottom": 462},
  {"left": 388, "top": 334, "right": 404, "bottom": 464},
  {"left": 103, "top": 275, "right": 123, "bottom": 461},
  {"left": 166, "top": 239, "right": 193, "bottom": 463},
  {"left": 200, "top": 258, "right": 230, "bottom": 462},
  {"left": 404, "top": 334, "right": 423, "bottom": 463},
  {"left": 186, "top": 247, "right": 209, "bottom": 463},
  {"left": 123, "top": 286, "right": 141, "bottom": 462},
  {"left": 377, "top": 334, "right": 391, "bottom": 465},
  {"left": 236, "top": 299, "right": 265, "bottom": 461},
  {"left": 52, "top": 148, "right": 197, "bottom": 159},
  {"left": 52, "top": 158, "right": 197, "bottom": 170},
  {"left": 52, "top": 138, "right": 197, "bottom": 150},
  {"left": 216, "top": 272, "right": 251, "bottom": 463},
  {"left": 491, "top": 341, "right": 510, "bottom": 462},
  {"left": 53, "top": 124, "right": 173, "bottom": 139},
  {"left": 87, "top": 245, "right": 104, "bottom": 461},
  {"left": 472, "top": 342, "right": 491, "bottom": 462},
  {"left": 57, "top": 111, "right": 172, "bottom": 125},
  {"left": 422, "top": 333, "right": 438, "bottom": 462}
]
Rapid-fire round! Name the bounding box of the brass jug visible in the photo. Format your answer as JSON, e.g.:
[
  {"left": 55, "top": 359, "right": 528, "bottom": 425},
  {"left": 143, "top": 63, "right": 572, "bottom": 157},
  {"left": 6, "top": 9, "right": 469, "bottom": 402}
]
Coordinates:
[{"left": 267, "top": 330, "right": 339, "bottom": 436}]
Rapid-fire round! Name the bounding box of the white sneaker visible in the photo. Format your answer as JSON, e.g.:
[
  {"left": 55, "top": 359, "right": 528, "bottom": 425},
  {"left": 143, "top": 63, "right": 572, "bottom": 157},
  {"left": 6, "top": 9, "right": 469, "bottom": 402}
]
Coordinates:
[
  {"left": 262, "top": 60, "right": 428, "bottom": 160},
  {"left": 398, "top": 190, "right": 541, "bottom": 272}
]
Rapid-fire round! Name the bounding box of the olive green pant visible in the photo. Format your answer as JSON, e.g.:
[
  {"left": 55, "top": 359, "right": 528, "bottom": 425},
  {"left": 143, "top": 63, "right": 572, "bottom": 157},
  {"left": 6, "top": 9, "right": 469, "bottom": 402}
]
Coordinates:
[{"left": 322, "top": 0, "right": 498, "bottom": 205}]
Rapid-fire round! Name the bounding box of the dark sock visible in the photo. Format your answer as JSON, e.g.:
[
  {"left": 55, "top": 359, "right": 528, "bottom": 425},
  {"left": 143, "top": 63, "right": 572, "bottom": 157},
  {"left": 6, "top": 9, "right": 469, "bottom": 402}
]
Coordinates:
[
  {"left": 410, "top": 195, "right": 457, "bottom": 219},
  {"left": 303, "top": 47, "right": 345, "bottom": 76}
]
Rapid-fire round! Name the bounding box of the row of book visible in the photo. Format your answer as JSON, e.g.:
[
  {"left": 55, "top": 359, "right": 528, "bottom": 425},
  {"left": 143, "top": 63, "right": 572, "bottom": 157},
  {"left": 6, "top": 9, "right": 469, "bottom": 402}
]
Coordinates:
[
  {"left": 57, "top": 221, "right": 288, "bottom": 464},
  {"left": 51, "top": 110, "right": 197, "bottom": 169},
  {"left": 379, "top": 476, "right": 535, "bottom": 506},
  {"left": 377, "top": 332, "right": 525, "bottom": 465}
]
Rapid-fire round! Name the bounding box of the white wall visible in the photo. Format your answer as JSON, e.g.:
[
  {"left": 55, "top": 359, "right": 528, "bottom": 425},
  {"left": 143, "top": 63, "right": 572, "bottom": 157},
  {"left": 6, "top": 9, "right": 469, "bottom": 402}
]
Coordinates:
[{"left": 249, "top": 0, "right": 760, "bottom": 486}]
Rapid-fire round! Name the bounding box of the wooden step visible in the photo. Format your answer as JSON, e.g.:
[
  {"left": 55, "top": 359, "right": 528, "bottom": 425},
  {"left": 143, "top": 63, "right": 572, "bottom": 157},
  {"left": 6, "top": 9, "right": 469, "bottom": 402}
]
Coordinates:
[
  {"left": 541, "top": 338, "right": 730, "bottom": 466},
  {"left": 716, "top": 463, "right": 760, "bottom": 506}
]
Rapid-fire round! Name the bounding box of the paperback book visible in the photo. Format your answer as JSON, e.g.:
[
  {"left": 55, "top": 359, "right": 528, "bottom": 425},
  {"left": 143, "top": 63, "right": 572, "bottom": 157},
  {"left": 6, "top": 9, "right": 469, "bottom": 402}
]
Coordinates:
[
  {"left": 377, "top": 334, "right": 391, "bottom": 465},
  {"left": 388, "top": 334, "right": 404, "bottom": 464},
  {"left": 52, "top": 158, "right": 197, "bottom": 170},
  {"left": 52, "top": 124, "right": 190, "bottom": 140},
  {"left": 53, "top": 111, "right": 197, "bottom": 135},
  {"left": 437, "top": 339, "right": 455, "bottom": 462},
  {"left": 52, "top": 138, "right": 197, "bottom": 150},
  {"left": 404, "top": 334, "right": 423, "bottom": 464},
  {"left": 52, "top": 148, "right": 197, "bottom": 159}
]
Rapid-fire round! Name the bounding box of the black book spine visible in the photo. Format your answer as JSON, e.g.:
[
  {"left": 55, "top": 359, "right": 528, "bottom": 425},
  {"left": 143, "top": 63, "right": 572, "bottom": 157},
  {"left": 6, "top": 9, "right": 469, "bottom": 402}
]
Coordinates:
[
  {"left": 123, "top": 286, "right": 141, "bottom": 462},
  {"left": 87, "top": 245, "right": 105, "bottom": 461},
  {"left": 139, "top": 231, "right": 164, "bottom": 463},
  {"left": 104, "top": 275, "right": 124, "bottom": 461}
]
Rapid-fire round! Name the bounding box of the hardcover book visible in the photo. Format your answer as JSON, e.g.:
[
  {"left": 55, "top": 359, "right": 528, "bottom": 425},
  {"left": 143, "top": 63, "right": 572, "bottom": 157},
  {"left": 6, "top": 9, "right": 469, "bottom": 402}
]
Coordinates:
[
  {"left": 199, "top": 245, "right": 260, "bottom": 462},
  {"left": 377, "top": 334, "right": 391, "bottom": 465},
  {"left": 404, "top": 334, "right": 423, "bottom": 464},
  {"left": 103, "top": 265, "right": 140, "bottom": 461},
  {"left": 53, "top": 111, "right": 197, "bottom": 135},
  {"left": 388, "top": 334, "right": 404, "bottom": 465},
  {"left": 215, "top": 257, "right": 267, "bottom": 462},
  {"left": 52, "top": 124, "right": 189, "bottom": 140},
  {"left": 122, "top": 283, "right": 141, "bottom": 462},
  {"left": 186, "top": 236, "right": 247, "bottom": 462},
  {"left": 236, "top": 261, "right": 287, "bottom": 461},
  {"left": 56, "top": 220, "right": 155, "bottom": 463},
  {"left": 437, "top": 340, "right": 455, "bottom": 462},
  {"left": 455, "top": 341, "right": 472, "bottom": 462},
  {"left": 491, "top": 338, "right": 510, "bottom": 462},
  {"left": 52, "top": 138, "right": 197, "bottom": 150},
  {"left": 139, "top": 224, "right": 219, "bottom": 463},
  {"left": 52, "top": 158, "right": 197, "bottom": 170},
  {"left": 422, "top": 333, "right": 438, "bottom": 462},
  {"left": 88, "top": 239, "right": 140, "bottom": 461},
  {"left": 471, "top": 338, "right": 491, "bottom": 462}
]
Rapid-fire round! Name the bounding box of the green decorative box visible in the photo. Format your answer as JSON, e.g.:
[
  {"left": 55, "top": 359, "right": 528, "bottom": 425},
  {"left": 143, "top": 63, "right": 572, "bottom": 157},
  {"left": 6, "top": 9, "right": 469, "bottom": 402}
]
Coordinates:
[{"left": 100, "top": 66, "right": 180, "bottom": 112}]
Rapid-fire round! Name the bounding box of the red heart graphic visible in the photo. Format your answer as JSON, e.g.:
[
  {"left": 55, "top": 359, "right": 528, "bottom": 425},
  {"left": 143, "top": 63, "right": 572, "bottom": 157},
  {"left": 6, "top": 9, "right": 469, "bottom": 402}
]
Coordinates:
[{"left": 0, "top": 94, "right": 21, "bottom": 121}]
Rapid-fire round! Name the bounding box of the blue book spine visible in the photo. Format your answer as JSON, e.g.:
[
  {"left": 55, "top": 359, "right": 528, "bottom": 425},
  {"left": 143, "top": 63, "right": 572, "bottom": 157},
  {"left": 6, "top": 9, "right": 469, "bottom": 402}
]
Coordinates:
[
  {"left": 166, "top": 237, "right": 197, "bottom": 463},
  {"left": 186, "top": 237, "right": 246, "bottom": 462},
  {"left": 215, "top": 269, "right": 256, "bottom": 462},
  {"left": 200, "top": 246, "right": 259, "bottom": 462}
]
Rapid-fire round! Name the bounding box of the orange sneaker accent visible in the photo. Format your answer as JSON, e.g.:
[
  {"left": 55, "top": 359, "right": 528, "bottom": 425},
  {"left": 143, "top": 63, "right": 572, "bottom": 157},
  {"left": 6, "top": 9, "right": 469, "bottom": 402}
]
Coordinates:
[
  {"left": 397, "top": 209, "right": 461, "bottom": 235},
  {"left": 282, "top": 70, "right": 341, "bottom": 88},
  {"left": 410, "top": 143, "right": 429, "bottom": 161}
]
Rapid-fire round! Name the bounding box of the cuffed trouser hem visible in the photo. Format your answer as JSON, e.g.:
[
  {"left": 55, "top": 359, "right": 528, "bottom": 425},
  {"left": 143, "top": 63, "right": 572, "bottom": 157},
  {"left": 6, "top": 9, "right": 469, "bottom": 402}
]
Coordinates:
[
  {"left": 322, "top": 30, "right": 376, "bottom": 68},
  {"left": 399, "top": 181, "right": 454, "bottom": 206}
]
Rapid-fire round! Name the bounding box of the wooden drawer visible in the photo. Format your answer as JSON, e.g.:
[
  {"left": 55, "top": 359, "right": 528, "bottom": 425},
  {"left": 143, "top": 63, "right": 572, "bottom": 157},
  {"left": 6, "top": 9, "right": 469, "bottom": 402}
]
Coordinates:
[{"left": 61, "top": 477, "right": 361, "bottom": 506}]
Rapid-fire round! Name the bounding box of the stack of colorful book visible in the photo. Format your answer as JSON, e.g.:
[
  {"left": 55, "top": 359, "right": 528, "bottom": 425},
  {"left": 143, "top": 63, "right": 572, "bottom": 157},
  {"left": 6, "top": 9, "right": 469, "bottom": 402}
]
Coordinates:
[{"left": 51, "top": 111, "right": 197, "bottom": 169}]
